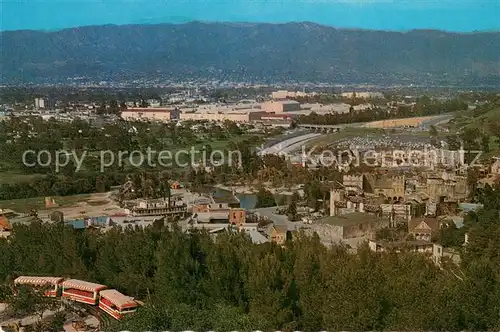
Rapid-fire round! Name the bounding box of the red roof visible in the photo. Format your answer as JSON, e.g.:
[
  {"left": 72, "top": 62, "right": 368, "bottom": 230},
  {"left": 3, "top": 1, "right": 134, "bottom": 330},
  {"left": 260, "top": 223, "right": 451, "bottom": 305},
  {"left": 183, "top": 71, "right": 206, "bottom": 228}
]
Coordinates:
[
  {"left": 0, "top": 216, "right": 11, "bottom": 231},
  {"left": 100, "top": 289, "right": 137, "bottom": 308}
]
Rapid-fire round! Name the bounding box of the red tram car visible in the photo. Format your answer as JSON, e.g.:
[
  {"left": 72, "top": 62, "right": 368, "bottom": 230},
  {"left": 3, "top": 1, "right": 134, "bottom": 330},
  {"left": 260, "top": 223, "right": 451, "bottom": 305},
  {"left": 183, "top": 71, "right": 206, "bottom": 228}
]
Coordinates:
[
  {"left": 14, "top": 276, "right": 64, "bottom": 297},
  {"left": 12, "top": 276, "right": 138, "bottom": 320},
  {"left": 99, "top": 289, "right": 138, "bottom": 319},
  {"left": 61, "top": 279, "right": 107, "bottom": 305}
]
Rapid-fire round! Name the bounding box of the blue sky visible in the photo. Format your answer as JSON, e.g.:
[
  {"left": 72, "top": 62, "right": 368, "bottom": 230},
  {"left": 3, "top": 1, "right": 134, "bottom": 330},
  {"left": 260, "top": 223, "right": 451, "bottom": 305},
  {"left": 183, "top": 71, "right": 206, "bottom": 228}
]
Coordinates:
[{"left": 2, "top": 0, "right": 499, "bottom": 32}]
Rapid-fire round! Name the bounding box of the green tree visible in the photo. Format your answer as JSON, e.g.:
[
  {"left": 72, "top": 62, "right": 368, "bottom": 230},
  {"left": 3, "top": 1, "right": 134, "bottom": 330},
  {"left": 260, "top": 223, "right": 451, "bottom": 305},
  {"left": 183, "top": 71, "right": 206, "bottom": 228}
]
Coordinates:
[
  {"left": 254, "top": 188, "right": 276, "bottom": 208},
  {"left": 6, "top": 285, "right": 59, "bottom": 320},
  {"left": 481, "top": 135, "right": 490, "bottom": 153},
  {"left": 429, "top": 125, "right": 439, "bottom": 146},
  {"left": 96, "top": 101, "right": 107, "bottom": 115},
  {"left": 287, "top": 192, "right": 299, "bottom": 221},
  {"left": 108, "top": 99, "right": 120, "bottom": 115}
]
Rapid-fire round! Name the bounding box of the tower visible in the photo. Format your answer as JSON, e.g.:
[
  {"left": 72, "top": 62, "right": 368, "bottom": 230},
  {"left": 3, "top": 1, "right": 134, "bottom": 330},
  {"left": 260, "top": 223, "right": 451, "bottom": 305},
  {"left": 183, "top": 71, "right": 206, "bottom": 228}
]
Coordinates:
[
  {"left": 329, "top": 189, "right": 343, "bottom": 217},
  {"left": 330, "top": 189, "right": 336, "bottom": 217}
]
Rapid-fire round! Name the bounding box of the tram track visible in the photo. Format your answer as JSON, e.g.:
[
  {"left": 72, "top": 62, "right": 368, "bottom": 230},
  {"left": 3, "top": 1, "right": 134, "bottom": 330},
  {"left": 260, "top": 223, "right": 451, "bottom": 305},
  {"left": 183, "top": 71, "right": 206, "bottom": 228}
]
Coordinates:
[
  {"left": 70, "top": 302, "right": 112, "bottom": 331},
  {"left": 87, "top": 305, "right": 112, "bottom": 330}
]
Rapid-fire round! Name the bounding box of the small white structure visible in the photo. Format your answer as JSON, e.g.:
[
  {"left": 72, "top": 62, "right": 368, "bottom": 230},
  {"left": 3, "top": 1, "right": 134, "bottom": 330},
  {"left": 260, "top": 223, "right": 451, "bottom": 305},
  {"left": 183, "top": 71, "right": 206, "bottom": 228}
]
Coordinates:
[{"left": 491, "top": 157, "right": 500, "bottom": 175}]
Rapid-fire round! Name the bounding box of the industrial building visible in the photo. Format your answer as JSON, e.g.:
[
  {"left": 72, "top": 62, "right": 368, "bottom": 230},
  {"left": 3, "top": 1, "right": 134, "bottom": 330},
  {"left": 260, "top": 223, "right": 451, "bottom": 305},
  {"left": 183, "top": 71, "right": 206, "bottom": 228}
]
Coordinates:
[
  {"left": 341, "top": 92, "right": 384, "bottom": 99},
  {"left": 271, "top": 90, "right": 317, "bottom": 100},
  {"left": 260, "top": 100, "right": 301, "bottom": 113},
  {"left": 121, "top": 108, "right": 180, "bottom": 121},
  {"left": 179, "top": 109, "right": 267, "bottom": 122}
]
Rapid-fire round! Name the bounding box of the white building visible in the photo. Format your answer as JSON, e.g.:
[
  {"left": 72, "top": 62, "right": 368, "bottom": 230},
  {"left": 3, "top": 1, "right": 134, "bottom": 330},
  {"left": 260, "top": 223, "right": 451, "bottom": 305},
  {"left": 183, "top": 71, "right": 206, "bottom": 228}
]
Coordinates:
[
  {"left": 491, "top": 157, "right": 500, "bottom": 175},
  {"left": 369, "top": 240, "right": 443, "bottom": 266},
  {"left": 342, "top": 92, "right": 384, "bottom": 99},
  {"left": 121, "top": 108, "right": 179, "bottom": 122},
  {"left": 271, "top": 90, "right": 317, "bottom": 100},
  {"left": 34, "top": 98, "right": 45, "bottom": 109}
]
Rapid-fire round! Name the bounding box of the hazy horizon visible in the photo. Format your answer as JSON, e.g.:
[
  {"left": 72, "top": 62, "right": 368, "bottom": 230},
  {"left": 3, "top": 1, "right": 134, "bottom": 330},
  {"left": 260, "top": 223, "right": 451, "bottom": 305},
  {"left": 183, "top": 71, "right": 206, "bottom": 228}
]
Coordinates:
[
  {"left": 2, "top": 0, "right": 499, "bottom": 32},
  {"left": 3, "top": 20, "right": 500, "bottom": 34}
]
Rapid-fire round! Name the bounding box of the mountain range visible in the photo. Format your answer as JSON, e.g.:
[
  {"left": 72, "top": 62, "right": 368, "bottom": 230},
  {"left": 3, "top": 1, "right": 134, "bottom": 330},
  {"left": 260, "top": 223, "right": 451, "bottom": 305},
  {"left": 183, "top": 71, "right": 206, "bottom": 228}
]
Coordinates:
[{"left": 1, "top": 21, "right": 499, "bottom": 85}]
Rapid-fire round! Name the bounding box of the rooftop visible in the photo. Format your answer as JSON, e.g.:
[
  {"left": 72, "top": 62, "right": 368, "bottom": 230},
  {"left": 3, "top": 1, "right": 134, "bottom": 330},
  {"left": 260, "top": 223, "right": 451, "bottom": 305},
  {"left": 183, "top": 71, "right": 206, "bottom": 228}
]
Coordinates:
[
  {"left": 374, "top": 177, "right": 394, "bottom": 189},
  {"left": 8, "top": 215, "right": 39, "bottom": 225},
  {"left": 195, "top": 211, "right": 230, "bottom": 223},
  {"left": 188, "top": 223, "right": 259, "bottom": 232},
  {"left": 15, "top": 276, "right": 64, "bottom": 285},
  {"left": 266, "top": 100, "right": 300, "bottom": 105},
  {"left": 124, "top": 107, "right": 174, "bottom": 113},
  {"left": 0, "top": 208, "right": 16, "bottom": 215},
  {"left": 0, "top": 216, "right": 10, "bottom": 231},
  {"left": 272, "top": 224, "right": 288, "bottom": 233},
  {"left": 248, "top": 230, "right": 269, "bottom": 244},
  {"left": 212, "top": 195, "right": 240, "bottom": 205},
  {"left": 62, "top": 279, "right": 107, "bottom": 292},
  {"left": 318, "top": 212, "right": 380, "bottom": 227},
  {"left": 100, "top": 289, "right": 136, "bottom": 308},
  {"left": 408, "top": 217, "right": 440, "bottom": 233},
  {"left": 372, "top": 240, "right": 436, "bottom": 249},
  {"left": 458, "top": 203, "right": 483, "bottom": 212}
]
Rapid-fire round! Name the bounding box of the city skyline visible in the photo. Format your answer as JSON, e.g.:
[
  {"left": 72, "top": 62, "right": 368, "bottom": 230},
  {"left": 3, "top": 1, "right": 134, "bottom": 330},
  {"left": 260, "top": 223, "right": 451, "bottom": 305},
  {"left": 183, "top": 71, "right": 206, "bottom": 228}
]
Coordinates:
[{"left": 2, "top": 0, "right": 499, "bottom": 32}]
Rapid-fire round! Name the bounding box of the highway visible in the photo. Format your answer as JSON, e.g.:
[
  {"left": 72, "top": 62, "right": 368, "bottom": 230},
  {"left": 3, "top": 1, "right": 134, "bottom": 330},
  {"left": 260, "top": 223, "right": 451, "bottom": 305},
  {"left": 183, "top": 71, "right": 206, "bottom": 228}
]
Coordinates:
[
  {"left": 262, "top": 129, "right": 312, "bottom": 148},
  {"left": 258, "top": 132, "right": 322, "bottom": 156},
  {"left": 419, "top": 114, "right": 454, "bottom": 128},
  {"left": 260, "top": 113, "right": 455, "bottom": 156}
]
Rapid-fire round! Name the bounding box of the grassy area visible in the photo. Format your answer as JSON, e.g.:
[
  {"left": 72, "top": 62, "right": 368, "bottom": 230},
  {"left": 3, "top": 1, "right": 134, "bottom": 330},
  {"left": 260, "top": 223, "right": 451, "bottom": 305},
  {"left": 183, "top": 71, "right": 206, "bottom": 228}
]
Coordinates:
[
  {"left": 444, "top": 105, "right": 500, "bottom": 159},
  {"left": 482, "top": 137, "right": 500, "bottom": 160},
  {"left": 447, "top": 105, "right": 500, "bottom": 133},
  {"left": 125, "top": 134, "right": 263, "bottom": 167},
  {"left": 0, "top": 172, "right": 45, "bottom": 185},
  {"left": 0, "top": 194, "right": 92, "bottom": 213},
  {"left": 0, "top": 134, "right": 266, "bottom": 183},
  {"left": 86, "top": 199, "right": 109, "bottom": 206}
]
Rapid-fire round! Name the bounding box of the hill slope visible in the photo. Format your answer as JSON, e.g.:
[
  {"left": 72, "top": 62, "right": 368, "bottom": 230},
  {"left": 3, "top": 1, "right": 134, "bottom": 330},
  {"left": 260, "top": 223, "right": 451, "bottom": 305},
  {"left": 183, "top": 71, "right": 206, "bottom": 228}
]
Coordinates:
[{"left": 1, "top": 22, "right": 499, "bottom": 84}]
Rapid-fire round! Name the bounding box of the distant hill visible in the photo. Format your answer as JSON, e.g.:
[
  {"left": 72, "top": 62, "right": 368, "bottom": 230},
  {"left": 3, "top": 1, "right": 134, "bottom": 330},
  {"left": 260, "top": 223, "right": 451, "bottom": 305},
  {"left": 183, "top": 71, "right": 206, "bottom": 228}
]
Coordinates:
[{"left": 1, "top": 21, "right": 499, "bottom": 85}]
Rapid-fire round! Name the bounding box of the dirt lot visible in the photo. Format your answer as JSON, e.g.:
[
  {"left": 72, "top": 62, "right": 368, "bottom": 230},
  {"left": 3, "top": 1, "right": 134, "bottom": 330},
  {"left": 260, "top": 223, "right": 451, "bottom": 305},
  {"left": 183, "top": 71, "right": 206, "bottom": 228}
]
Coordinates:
[
  {"left": 362, "top": 116, "right": 437, "bottom": 128},
  {"left": 0, "top": 192, "right": 125, "bottom": 219},
  {"left": 38, "top": 192, "right": 124, "bottom": 219}
]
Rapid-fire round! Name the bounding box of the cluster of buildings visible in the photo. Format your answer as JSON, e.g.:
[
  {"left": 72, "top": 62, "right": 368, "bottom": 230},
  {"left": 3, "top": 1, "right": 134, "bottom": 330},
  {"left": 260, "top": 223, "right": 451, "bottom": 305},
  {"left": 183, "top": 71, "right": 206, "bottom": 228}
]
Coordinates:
[
  {"left": 270, "top": 90, "right": 318, "bottom": 99},
  {"left": 118, "top": 89, "right": 381, "bottom": 124},
  {"left": 1, "top": 89, "right": 383, "bottom": 126},
  {"left": 301, "top": 164, "right": 491, "bottom": 265},
  {"left": 333, "top": 169, "right": 469, "bottom": 221},
  {"left": 341, "top": 92, "right": 384, "bottom": 99},
  {"left": 0, "top": 210, "right": 40, "bottom": 238},
  {"left": 0, "top": 189, "right": 290, "bottom": 246},
  {"left": 33, "top": 97, "right": 57, "bottom": 110},
  {"left": 119, "top": 98, "right": 367, "bottom": 124},
  {"left": 2, "top": 154, "right": 497, "bottom": 265},
  {"left": 185, "top": 195, "right": 293, "bottom": 245},
  {"left": 120, "top": 99, "right": 303, "bottom": 123}
]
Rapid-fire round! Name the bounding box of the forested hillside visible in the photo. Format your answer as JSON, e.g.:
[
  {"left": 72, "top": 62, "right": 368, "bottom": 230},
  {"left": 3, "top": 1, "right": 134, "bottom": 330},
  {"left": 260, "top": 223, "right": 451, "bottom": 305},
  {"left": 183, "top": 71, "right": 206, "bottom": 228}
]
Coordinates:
[{"left": 2, "top": 22, "right": 499, "bottom": 85}]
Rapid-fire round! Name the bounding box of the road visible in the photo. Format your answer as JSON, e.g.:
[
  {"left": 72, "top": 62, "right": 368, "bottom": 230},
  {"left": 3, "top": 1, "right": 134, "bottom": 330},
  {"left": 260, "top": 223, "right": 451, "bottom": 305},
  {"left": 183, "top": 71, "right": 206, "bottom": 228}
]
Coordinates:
[
  {"left": 262, "top": 129, "right": 311, "bottom": 148},
  {"left": 258, "top": 133, "right": 322, "bottom": 156},
  {"left": 261, "top": 114, "right": 455, "bottom": 155},
  {"left": 419, "top": 114, "right": 454, "bottom": 128}
]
